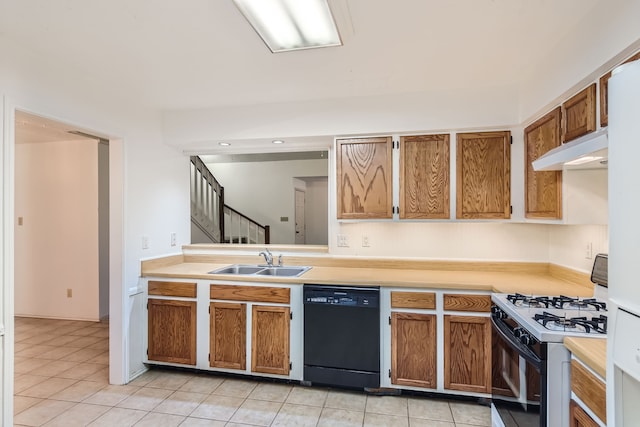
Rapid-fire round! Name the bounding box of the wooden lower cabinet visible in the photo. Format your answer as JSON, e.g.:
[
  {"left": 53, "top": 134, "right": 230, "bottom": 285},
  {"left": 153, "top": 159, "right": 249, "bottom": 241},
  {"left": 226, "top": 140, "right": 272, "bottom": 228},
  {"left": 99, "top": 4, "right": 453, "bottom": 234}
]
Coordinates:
[
  {"left": 210, "top": 302, "right": 246, "bottom": 370},
  {"left": 390, "top": 312, "right": 437, "bottom": 388},
  {"left": 443, "top": 315, "right": 491, "bottom": 393},
  {"left": 252, "top": 305, "right": 290, "bottom": 375},
  {"left": 147, "top": 298, "right": 197, "bottom": 365},
  {"left": 570, "top": 400, "right": 600, "bottom": 427}
]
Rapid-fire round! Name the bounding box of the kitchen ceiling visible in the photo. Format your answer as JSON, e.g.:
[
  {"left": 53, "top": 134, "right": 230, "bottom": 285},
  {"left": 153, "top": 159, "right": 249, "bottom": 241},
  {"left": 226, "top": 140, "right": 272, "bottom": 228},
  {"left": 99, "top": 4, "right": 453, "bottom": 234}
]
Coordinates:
[{"left": 0, "top": 0, "right": 602, "bottom": 113}]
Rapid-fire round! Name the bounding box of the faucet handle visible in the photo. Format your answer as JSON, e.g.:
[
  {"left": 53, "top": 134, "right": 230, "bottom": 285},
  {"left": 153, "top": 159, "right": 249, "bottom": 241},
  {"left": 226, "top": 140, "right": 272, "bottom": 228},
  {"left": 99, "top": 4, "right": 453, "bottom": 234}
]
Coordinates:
[{"left": 277, "top": 254, "right": 283, "bottom": 267}]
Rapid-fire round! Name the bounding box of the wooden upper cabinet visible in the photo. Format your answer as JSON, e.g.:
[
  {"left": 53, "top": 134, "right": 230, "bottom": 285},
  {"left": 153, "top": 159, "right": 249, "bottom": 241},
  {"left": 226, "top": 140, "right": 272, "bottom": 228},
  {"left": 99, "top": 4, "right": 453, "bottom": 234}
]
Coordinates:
[
  {"left": 336, "top": 137, "right": 393, "bottom": 219},
  {"left": 563, "top": 84, "right": 596, "bottom": 142},
  {"left": 570, "top": 400, "right": 600, "bottom": 427},
  {"left": 599, "top": 51, "right": 640, "bottom": 127},
  {"left": 456, "top": 131, "right": 511, "bottom": 219},
  {"left": 524, "top": 107, "right": 563, "bottom": 219},
  {"left": 399, "top": 134, "right": 450, "bottom": 219}
]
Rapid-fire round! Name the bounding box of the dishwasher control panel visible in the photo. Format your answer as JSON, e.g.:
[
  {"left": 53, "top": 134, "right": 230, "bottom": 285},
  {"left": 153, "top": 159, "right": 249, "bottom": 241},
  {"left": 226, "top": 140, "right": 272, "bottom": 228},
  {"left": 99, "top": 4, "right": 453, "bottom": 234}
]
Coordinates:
[{"left": 303, "top": 285, "right": 379, "bottom": 307}]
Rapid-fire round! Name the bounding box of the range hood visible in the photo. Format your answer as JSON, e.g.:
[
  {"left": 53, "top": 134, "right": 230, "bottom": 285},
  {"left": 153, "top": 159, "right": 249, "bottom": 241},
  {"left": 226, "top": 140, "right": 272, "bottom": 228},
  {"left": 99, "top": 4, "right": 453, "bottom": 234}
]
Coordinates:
[{"left": 532, "top": 128, "right": 608, "bottom": 171}]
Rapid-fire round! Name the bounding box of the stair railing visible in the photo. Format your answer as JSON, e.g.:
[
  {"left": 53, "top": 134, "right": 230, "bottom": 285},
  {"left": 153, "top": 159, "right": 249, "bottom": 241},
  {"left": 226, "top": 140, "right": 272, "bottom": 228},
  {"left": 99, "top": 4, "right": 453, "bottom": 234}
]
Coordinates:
[
  {"left": 190, "top": 156, "right": 270, "bottom": 244},
  {"left": 223, "top": 205, "right": 270, "bottom": 244},
  {"left": 191, "top": 156, "right": 223, "bottom": 243}
]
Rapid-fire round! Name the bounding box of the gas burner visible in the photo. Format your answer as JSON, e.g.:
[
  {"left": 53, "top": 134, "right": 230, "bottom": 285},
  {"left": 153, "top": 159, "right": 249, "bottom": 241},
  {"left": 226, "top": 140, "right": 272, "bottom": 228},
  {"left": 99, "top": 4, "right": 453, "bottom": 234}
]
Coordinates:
[
  {"left": 554, "top": 317, "right": 580, "bottom": 329},
  {"left": 551, "top": 295, "right": 607, "bottom": 311},
  {"left": 533, "top": 311, "right": 607, "bottom": 334},
  {"left": 506, "top": 293, "right": 553, "bottom": 308}
]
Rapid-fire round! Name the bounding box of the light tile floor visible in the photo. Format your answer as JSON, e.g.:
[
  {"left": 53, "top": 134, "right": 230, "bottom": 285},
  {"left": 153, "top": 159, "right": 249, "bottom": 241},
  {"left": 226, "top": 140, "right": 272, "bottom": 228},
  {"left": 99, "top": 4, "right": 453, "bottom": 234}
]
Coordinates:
[{"left": 14, "top": 317, "right": 491, "bottom": 426}]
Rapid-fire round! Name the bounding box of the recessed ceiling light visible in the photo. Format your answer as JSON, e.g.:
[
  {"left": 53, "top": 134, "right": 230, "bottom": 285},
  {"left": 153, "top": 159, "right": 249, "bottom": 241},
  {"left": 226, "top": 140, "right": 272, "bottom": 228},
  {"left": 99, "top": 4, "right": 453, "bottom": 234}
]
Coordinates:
[
  {"left": 219, "top": 142, "right": 231, "bottom": 146},
  {"left": 272, "top": 139, "right": 285, "bottom": 144},
  {"left": 233, "top": 0, "right": 342, "bottom": 53}
]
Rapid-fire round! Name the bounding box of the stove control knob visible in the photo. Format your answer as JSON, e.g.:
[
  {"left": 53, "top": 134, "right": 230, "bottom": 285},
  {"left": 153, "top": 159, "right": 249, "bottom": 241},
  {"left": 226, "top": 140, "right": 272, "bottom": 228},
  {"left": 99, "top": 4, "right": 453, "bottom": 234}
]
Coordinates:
[
  {"left": 491, "top": 306, "right": 507, "bottom": 319},
  {"left": 519, "top": 332, "right": 533, "bottom": 346},
  {"left": 513, "top": 327, "right": 532, "bottom": 344}
]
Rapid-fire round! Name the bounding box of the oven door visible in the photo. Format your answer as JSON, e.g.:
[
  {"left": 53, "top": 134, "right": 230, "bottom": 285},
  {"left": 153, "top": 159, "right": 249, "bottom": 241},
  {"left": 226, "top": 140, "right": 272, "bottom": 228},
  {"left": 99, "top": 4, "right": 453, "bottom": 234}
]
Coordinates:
[{"left": 491, "top": 310, "right": 544, "bottom": 427}]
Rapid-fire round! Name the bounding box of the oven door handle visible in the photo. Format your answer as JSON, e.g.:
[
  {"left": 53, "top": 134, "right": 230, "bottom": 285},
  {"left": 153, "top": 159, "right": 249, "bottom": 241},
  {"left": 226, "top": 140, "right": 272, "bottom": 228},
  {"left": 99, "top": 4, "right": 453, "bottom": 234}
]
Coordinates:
[{"left": 491, "top": 314, "right": 542, "bottom": 369}]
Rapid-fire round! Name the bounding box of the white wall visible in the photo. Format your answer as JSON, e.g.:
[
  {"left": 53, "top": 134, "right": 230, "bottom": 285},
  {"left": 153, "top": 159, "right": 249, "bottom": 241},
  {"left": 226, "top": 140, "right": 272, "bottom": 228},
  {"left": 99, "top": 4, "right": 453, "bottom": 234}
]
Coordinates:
[
  {"left": 302, "top": 177, "right": 328, "bottom": 245},
  {"left": 1, "top": 36, "right": 190, "bottom": 384},
  {"left": 548, "top": 225, "right": 609, "bottom": 273},
  {"left": 330, "top": 221, "right": 550, "bottom": 261},
  {"left": 15, "top": 140, "right": 100, "bottom": 320},
  {"left": 207, "top": 159, "right": 328, "bottom": 244},
  {"left": 164, "top": 85, "right": 520, "bottom": 151}
]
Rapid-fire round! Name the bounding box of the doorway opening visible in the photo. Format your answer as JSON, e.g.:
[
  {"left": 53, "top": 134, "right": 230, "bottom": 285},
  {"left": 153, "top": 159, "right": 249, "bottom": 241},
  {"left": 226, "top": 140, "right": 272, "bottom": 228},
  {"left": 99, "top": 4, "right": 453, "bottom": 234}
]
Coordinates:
[{"left": 14, "top": 111, "right": 109, "bottom": 321}]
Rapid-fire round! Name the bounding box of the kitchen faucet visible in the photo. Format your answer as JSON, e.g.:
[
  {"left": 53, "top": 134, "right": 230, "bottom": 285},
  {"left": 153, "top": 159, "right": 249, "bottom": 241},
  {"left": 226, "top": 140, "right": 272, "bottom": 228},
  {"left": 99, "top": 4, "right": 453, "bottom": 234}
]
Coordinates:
[{"left": 259, "top": 248, "right": 273, "bottom": 266}]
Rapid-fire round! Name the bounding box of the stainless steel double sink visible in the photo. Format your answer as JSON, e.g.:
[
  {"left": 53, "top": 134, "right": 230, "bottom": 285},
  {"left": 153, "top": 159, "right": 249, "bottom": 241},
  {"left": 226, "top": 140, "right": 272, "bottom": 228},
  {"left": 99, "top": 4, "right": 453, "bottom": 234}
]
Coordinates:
[{"left": 208, "top": 264, "right": 311, "bottom": 278}]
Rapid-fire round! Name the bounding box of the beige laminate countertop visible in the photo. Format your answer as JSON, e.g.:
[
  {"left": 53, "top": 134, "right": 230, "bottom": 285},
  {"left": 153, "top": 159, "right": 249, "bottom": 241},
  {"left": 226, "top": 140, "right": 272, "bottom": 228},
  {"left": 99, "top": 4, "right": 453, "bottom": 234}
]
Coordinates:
[
  {"left": 564, "top": 337, "right": 607, "bottom": 379},
  {"left": 142, "top": 258, "right": 594, "bottom": 296}
]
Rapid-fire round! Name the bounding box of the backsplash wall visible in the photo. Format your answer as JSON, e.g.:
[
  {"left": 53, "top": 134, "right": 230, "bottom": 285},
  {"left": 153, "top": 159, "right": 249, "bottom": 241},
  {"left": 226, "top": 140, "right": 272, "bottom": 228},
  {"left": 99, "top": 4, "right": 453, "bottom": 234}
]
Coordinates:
[
  {"left": 548, "top": 224, "right": 609, "bottom": 273},
  {"left": 330, "top": 222, "right": 608, "bottom": 272},
  {"left": 331, "top": 222, "right": 550, "bottom": 261}
]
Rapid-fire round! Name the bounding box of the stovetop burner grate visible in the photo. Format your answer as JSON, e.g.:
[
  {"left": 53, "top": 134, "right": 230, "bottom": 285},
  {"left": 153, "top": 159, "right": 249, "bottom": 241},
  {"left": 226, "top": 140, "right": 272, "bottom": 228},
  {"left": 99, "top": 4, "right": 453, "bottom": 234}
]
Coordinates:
[
  {"left": 506, "top": 293, "right": 607, "bottom": 311},
  {"left": 533, "top": 311, "right": 607, "bottom": 334}
]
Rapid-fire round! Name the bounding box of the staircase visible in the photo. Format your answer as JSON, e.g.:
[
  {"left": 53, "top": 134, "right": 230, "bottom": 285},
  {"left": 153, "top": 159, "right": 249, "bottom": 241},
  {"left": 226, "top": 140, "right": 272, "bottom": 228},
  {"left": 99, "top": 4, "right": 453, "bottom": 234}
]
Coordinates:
[{"left": 190, "top": 156, "right": 270, "bottom": 244}]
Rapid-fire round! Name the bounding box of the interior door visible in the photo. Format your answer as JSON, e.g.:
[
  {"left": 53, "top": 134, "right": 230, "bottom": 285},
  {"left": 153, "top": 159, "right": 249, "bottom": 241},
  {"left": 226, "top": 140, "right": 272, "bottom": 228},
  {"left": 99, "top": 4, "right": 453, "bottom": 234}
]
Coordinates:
[{"left": 294, "top": 189, "right": 305, "bottom": 244}]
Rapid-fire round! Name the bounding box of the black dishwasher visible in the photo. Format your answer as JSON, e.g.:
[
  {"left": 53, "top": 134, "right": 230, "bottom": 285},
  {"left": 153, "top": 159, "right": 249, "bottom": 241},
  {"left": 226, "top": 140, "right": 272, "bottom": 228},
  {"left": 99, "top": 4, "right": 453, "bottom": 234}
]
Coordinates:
[{"left": 303, "top": 284, "right": 380, "bottom": 389}]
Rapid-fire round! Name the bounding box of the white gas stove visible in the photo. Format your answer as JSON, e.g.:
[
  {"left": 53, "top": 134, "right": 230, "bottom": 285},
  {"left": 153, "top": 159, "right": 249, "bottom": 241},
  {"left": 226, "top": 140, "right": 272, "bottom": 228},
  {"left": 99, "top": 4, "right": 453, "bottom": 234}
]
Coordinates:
[
  {"left": 491, "top": 254, "right": 609, "bottom": 427},
  {"left": 491, "top": 293, "right": 608, "bottom": 342}
]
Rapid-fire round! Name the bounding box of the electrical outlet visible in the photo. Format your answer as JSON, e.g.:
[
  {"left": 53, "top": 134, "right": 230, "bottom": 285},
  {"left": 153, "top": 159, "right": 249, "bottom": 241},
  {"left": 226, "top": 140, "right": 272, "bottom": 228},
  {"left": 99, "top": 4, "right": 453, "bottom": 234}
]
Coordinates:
[
  {"left": 362, "top": 235, "right": 370, "bottom": 247},
  {"left": 142, "top": 236, "right": 149, "bottom": 250},
  {"left": 18, "top": 216, "right": 23, "bottom": 226},
  {"left": 67, "top": 288, "right": 72, "bottom": 298},
  {"left": 170, "top": 232, "right": 177, "bottom": 247},
  {"left": 585, "top": 242, "right": 593, "bottom": 259},
  {"left": 337, "top": 234, "right": 349, "bottom": 247}
]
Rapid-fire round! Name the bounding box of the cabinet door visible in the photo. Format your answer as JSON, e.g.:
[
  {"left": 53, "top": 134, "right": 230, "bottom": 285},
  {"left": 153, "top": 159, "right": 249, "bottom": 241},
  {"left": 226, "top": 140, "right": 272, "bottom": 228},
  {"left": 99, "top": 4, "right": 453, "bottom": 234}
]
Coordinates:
[
  {"left": 599, "top": 51, "right": 640, "bottom": 127},
  {"left": 570, "top": 400, "right": 600, "bottom": 427},
  {"left": 210, "top": 302, "right": 246, "bottom": 370},
  {"left": 148, "top": 299, "right": 196, "bottom": 365},
  {"left": 563, "top": 84, "right": 596, "bottom": 142},
  {"left": 391, "top": 312, "right": 437, "bottom": 388},
  {"left": 336, "top": 136, "right": 393, "bottom": 219},
  {"left": 524, "top": 107, "right": 563, "bottom": 219},
  {"left": 444, "top": 315, "right": 491, "bottom": 393},
  {"left": 456, "top": 131, "right": 511, "bottom": 219},
  {"left": 399, "top": 134, "right": 450, "bottom": 219},
  {"left": 251, "top": 305, "right": 290, "bottom": 375}
]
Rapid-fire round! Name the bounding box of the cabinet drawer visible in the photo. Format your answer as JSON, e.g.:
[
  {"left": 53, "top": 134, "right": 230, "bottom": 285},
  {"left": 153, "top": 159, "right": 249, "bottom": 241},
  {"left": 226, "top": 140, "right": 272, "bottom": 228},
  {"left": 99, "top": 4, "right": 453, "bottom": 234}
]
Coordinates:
[
  {"left": 571, "top": 359, "right": 606, "bottom": 423},
  {"left": 391, "top": 291, "right": 436, "bottom": 309},
  {"left": 210, "top": 284, "right": 290, "bottom": 304},
  {"left": 443, "top": 294, "right": 491, "bottom": 312},
  {"left": 148, "top": 281, "right": 197, "bottom": 298}
]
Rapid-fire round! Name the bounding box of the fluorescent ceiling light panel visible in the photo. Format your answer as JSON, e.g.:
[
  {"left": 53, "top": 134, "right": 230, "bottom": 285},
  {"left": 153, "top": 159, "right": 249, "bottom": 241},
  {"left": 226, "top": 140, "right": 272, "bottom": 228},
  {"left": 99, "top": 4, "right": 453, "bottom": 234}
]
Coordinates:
[{"left": 233, "top": 0, "right": 342, "bottom": 52}]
